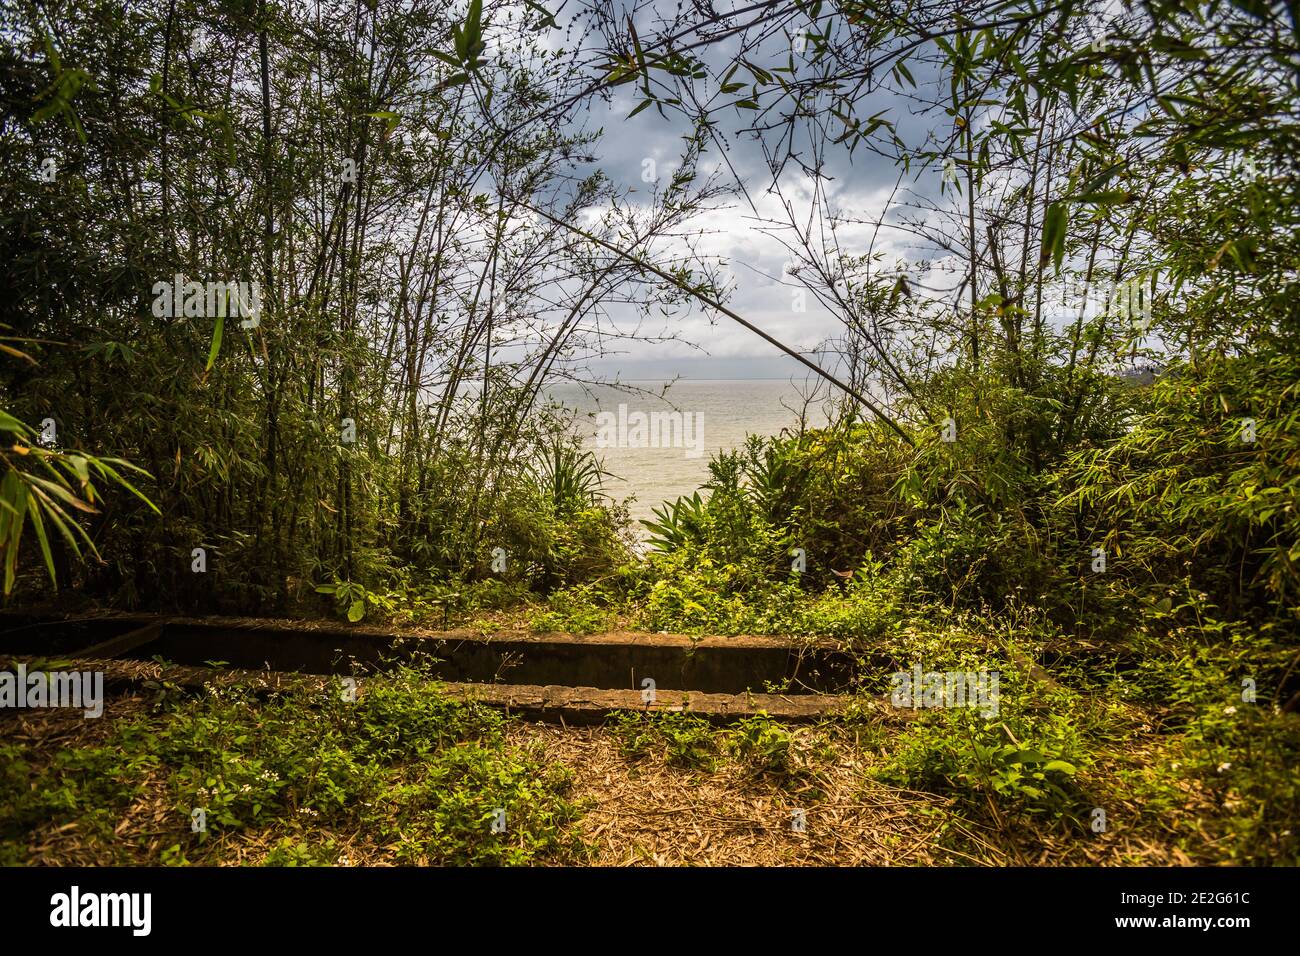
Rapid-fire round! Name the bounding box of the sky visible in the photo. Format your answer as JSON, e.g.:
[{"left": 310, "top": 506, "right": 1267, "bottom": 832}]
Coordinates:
[
  {"left": 502, "top": 1, "right": 1142, "bottom": 384},
  {"left": 537, "top": 5, "right": 951, "bottom": 381}
]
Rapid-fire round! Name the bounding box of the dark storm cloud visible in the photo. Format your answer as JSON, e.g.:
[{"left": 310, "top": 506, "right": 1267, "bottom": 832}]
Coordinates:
[{"left": 550, "top": 8, "right": 955, "bottom": 378}]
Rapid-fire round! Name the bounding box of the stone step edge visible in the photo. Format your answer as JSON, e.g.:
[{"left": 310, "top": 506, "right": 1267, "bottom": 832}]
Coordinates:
[{"left": 0, "top": 654, "right": 894, "bottom": 725}]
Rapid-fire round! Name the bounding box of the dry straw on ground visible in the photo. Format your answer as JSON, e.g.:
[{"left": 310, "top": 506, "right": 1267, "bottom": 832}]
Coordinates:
[{"left": 3, "top": 669, "right": 1199, "bottom": 867}]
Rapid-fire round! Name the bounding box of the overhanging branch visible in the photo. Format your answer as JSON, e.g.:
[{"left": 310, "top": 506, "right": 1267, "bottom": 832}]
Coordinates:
[{"left": 518, "top": 200, "right": 915, "bottom": 446}]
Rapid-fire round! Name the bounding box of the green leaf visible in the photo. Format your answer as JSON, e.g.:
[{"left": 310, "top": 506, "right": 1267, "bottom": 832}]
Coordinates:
[
  {"left": 1072, "top": 190, "right": 1133, "bottom": 205},
  {"left": 67, "top": 454, "right": 90, "bottom": 489},
  {"left": 366, "top": 110, "right": 401, "bottom": 134},
  {"left": 3, "top": 478, "right": 28, "bottom": 594},
  {"left": 24, "top": 475, "right": 96, "bottom": 513},
  {"left": 86, "top": 461, "right": 160, "bottom": 515},
  {"left": 27, "top": 489, "right": 88, "bottom": 556},
  {"left": 1229, "top": 0, "right": 1272, "bottom": 20},
  {"left": 0, "top": 411, "right": 33, "bottom": 436},
  {"left": 522, "top": 0, "right": 557, "bottom": 29},
  {"left": 206, "top": 312, "right": 224, "bottom": 371},
  {"left": 26, "top": 490, "right": 57, "bottom": 589},
  {"left": 1041, "top": 202, "right": 1068, "bottom": 274},
  {"left": 347, "top": 599, "right": 365, "bottom": 622}
]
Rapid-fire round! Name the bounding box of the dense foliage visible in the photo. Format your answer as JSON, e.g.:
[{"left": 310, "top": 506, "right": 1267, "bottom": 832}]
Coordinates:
[
  {"left": 1, "top": 0, "right": 1297, "bottom": 865},
  {"left": 0, "top": 660, "right": 587, "bottom": 865}
]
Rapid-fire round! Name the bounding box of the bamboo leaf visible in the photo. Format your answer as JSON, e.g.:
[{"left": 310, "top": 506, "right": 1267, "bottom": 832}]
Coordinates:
[
  {"left": 23, "top": 474, "right": 97, "bottom": 513},
  {"left": 1040, "top": 202, "right": 1068, "bottom": 273},
  {"left": 26, "top": 490, "right": 57, "bottom": 589},
  {"left": 4, "top": 481, "right": 28, "bottom": 594},
  {"left": 206, "top": 311, "right": 224, "bottom": 371}
]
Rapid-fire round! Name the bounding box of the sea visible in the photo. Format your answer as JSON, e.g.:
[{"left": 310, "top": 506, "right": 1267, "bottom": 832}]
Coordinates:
[{"left": 542, "top": 379, "right": 833, "bottom": 526}]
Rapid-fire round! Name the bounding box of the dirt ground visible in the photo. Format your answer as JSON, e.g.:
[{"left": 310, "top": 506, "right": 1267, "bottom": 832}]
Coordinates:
[
  {"left": 4, "top": 680, "right": 1189, "bottom": 867},
  {"left": 506, "top": 721, "right": 970, "bottom": 865}
]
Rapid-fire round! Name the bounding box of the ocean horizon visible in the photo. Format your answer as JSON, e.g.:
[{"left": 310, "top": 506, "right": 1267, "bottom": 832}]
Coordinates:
[{"left": 543, "top": 378, "right": 834, "bottom": 526}]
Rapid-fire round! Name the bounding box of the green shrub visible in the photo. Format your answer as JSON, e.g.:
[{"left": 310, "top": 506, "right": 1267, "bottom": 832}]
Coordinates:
[
  {"left": 727, "top": 714, "right": 796, "bottom": 776},
  {"left": 875, "top": 676, "right": 1096, "bottom": 824},
  {"left": 611, "top": 711, "right": 719, "bottom": 770},
  {"left": 530, "top": 582, "right": 615, "bottom": 633},
  {"left": 0, "top": 662, "right": 588, "bottom": 866}
]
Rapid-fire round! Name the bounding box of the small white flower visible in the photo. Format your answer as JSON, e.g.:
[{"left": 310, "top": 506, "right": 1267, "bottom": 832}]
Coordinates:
[
  {"left": 1224, "top": 706, "right": 1237, "bottom": 715},
  {"left": 1217, "top": 762, "right": 1232, "bottom": 773}
]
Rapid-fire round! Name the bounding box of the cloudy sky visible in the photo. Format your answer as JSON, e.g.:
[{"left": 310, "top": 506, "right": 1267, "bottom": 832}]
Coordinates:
[
  {"left": 539, "top": 8, "right": 957, "bottom": 382},
  {"left": 513, "top": 1, "right": 1141, "bottom": 385}
]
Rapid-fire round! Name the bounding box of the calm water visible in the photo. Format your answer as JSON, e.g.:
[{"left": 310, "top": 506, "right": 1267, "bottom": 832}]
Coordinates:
[{"left": 543, "top": 379, "right": 831, "bottom": 525}]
